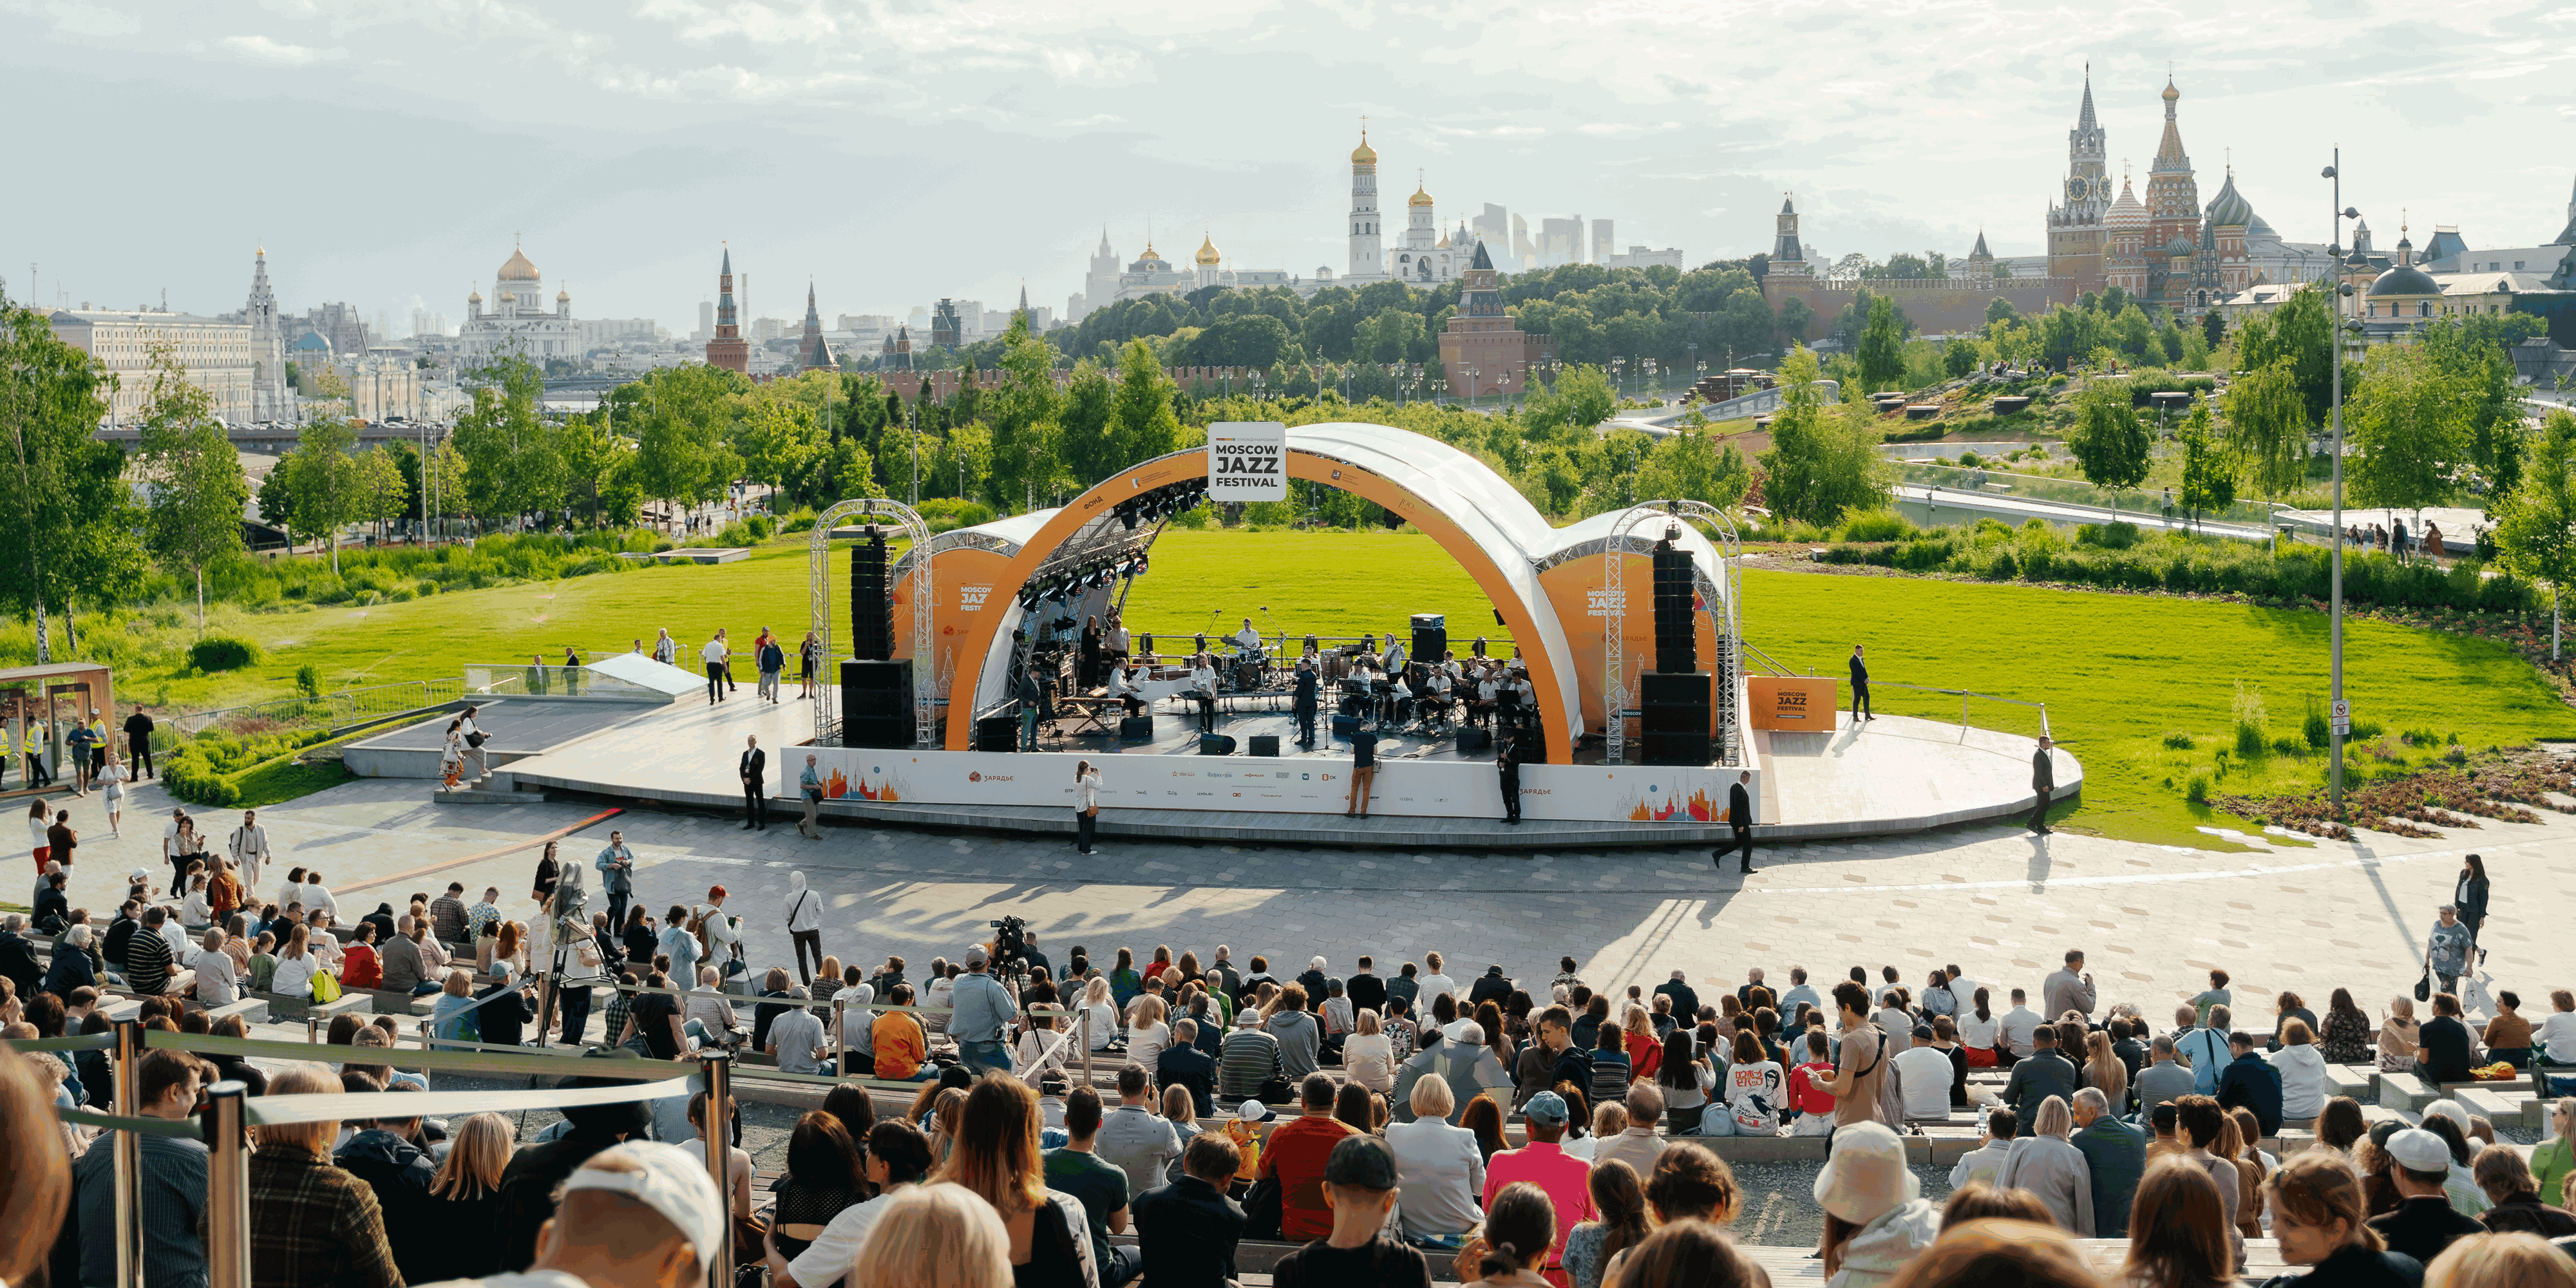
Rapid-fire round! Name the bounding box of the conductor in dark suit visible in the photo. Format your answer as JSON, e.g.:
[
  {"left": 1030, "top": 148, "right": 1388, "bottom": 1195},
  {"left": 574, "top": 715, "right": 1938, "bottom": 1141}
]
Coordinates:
[
  {"left": 2029, "top": 735, "right": 2055, "bottom": 835},
  {"left": 1848, "top": 645, "right": 1872, "bottom": 721},
  {"left": 1497, "top": 730, "right": 1523, "bottom": 826},
  {"left": 739, "top": 734, "right": 769, "bottom": 831},
  {"left": 1292, "top": 659, "right": 1320, "bottom": 747},
  {"left": 1711, "top": 770, "right": 1755, "bottom": 873}
]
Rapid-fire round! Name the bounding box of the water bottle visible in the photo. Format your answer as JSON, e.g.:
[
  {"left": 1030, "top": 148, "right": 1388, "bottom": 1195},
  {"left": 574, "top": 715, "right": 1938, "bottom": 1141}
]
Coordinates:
[{"left": 1977, "top": 1103, "right": 1991, "bottom": 1137}]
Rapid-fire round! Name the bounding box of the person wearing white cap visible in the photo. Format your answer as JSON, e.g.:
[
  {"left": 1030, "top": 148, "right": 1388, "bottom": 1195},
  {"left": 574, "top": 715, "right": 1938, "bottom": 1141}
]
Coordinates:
[
  {"left": 2367, "top": 1126, "right": 2486, "bottom": 1268},
  {"left": 1812, "top": 1121, "right": 1939, "bottom": 1287},
  {"left": 414, "top": 1140, "right": 726, "bottom": 1288}
]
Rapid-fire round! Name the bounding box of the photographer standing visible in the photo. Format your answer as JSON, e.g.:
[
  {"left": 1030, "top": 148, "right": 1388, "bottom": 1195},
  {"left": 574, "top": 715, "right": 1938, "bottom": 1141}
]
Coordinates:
[{"left": 951, "top": 943, "right": 1019, "bottom": 1075}]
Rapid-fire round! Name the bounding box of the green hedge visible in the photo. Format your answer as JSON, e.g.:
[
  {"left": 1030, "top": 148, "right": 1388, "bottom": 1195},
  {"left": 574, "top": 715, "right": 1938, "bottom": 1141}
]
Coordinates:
[
  {"left": 164, "top": 727, "right": 337, "bottom": 808},
  {"left": 1817, "top": 520, "right": 2543, "bottom": 615},
  {"left": 188, "top": 636, "right": 261, "bottom": 672}
]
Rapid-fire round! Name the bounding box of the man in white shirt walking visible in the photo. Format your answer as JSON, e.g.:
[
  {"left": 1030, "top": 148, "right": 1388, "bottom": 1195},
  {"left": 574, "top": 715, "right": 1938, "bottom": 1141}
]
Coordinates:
[{"left": 702, "top": 631, "right": 731, "bottom": 705}]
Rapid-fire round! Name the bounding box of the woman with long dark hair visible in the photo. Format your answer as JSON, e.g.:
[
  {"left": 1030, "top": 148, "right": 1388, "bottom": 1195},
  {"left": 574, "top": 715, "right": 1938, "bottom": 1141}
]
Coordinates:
[
  {"left": 1654, "top": 1027, "right": 1711, "bottom": 1133},
  {"left": 772, "top": 1111, "right": 868, "bottom": 1260},
  {"left": 2319, "top": 988, "right": 2375, "bottom": 1066},
  {"left": 1072, "top": 759, "right": 1101, "bottom": 857},
  {"left": 2123, "top": 1156, "right": 2233, "bottom": 1288},
  {"left": 1561, "top": 1160, "right": 1650, "bottom": 1288},
  {"left": 2458, "top": 852, "right": 2491, "bottom": 963}
]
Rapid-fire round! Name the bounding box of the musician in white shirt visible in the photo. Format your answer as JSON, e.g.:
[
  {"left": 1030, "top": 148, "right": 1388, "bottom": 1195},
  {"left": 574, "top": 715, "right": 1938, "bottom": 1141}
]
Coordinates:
[
  {"left": 1229, "top": 619, "right": 1262, "bottom": 652},
  {"left": 1106, "top": 616, "right": 1131, "bottom": 663},
  {"left": 1425, "top": 670, "right": 1455, "bottom": 726},
  {"left": 1108, "top": 664, "right": 1145, "bottom": 717},
  {"left": 1472, "top": 674, "right": 1501, "bottom": 727},
  {"left": 1381, "top": 632, "right": 1406, "bottom": 673},
  {"left": 1187, "top": 654, "right": 1219, "bottom": 732}
]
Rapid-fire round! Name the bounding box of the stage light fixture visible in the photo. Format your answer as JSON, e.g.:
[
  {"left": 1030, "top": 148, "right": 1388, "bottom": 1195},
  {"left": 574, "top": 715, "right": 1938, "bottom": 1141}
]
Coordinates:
[
  {"left": 1130, "top": 554, "right": 1148, "bottom": 578},
  {"left": 1121, "top": 509, "right": 1140, "bottom": 531}
]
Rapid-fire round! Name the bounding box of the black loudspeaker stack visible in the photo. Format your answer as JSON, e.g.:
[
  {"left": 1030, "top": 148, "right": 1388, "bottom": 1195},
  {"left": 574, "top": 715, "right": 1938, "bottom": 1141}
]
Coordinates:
[
  {"left": 1249, "top": 735, "right": 1280, "bottom": 757},
  {"left": 851, "top": 531, "right": 894, "bottom": 661},
  {"left": 1651, "top": 538, "right": 1696, "bottom": 674},
  {"left": 840, "top": 659, "right": 913, "bottom": 748},
  {"left": 1639, "top": 671, "right": 1712, "bottom": 766},
  {"left": 973, "top": 714, "right": 1019, "bottom": 753},
  {"left": 1410, "top": 613, "right": 1446, "bottom": 667}
]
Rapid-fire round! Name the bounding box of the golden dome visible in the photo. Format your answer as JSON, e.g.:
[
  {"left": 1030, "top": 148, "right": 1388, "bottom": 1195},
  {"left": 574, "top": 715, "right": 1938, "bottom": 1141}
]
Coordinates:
[
  {"left": 556, "top": 287, "right": 571, "bottom": 302},
  {"left": 2161, "top": 78, "right": 2180, "bottom": 103},
  {"left": 1137, "top": 243, "right": 1164, "bottom": 263},
  {"left": 498, "top": 245, "right": 541, "bottom": 281},
  {"left": 467, "top": 289, "right": 482, "bottom": 303},
  {"left": 1350, "top": 131, "right": 1377, "bottom": 164},
  {"left": 1195, "top": 232, "right": 1222, "bottom": 267},
  {"left": 498, "top": 291, "right": 515, "bottom": 305},
  {"left": 1408, "top": 183, "right": 1434, "bottom": 208}
]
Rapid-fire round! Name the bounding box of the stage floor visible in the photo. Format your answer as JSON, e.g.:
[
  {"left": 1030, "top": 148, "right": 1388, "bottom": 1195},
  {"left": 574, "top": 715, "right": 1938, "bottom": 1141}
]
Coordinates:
[
  {"left": 488, "top": 690, "right": 2078, "bottom": 850},
  {"left": 1036, "top": 694, "right": 1501, "bottom": 764}
]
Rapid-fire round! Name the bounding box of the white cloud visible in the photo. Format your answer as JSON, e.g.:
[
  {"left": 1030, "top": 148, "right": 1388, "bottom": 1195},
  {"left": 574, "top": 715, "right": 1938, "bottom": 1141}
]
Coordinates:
[
  {"left": 215, "top": 34, "right": 345, "bottom": 66},
  {"left": 32, "top": 0, "right": 138, "bottom": 37}
]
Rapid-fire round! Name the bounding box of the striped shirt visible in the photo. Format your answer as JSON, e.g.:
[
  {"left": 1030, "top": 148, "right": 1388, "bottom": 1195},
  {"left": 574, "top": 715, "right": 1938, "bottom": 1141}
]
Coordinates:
[
  {"left": 1219, "top": 1028, "right": 1281, "bottom": 1101},
  {"left": 124, "top": 926, "right": 176, "bottom": 994}
]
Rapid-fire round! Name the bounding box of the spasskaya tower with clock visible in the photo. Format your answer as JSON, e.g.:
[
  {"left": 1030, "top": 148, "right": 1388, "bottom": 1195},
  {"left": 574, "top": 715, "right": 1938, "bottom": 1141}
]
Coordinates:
[{"left": 2046, "top": 66, "right": 2112, "bottom": 294}]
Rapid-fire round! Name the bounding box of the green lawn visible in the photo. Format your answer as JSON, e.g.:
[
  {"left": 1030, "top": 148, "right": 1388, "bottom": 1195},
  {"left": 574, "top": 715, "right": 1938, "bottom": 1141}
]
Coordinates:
[{"left": 80, "top": 529, "right": 2576, "bottom": 849}]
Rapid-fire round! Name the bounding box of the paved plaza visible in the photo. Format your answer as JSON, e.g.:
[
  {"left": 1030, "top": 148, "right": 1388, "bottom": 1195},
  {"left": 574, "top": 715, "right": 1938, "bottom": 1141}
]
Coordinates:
[{"left": 37, "top": 768, "right": 2574, "bottom": 1027}]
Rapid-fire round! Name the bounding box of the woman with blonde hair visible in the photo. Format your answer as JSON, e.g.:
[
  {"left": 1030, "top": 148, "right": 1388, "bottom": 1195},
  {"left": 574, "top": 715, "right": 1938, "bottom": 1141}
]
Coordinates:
[
  {"left": 2425, "top": 1232, "right": 2576, "bottom": 1288},
  {"left": 933, "top": 1077, "right": 1096, "bottom": 1285},
  {"left": 0, "top": 1045, "right": 71, "bottom": 1288},
  {"left": 251, "top": 1064, "right": 399, "bottom": 1285},
  {"left": 2380, "top": 995, "right": 2422, "bottom": 1072},
  {"left": 2082, "top": 1030, "right": 2128, "bottom": 1107},
  {"left": 270, "top": 922, "right": 319, "bottom": 999},
  {"left": 1993, "top": 1095, "right": 2093, "bottom": 1235},
  {"left": 2266, "top": 1149, "right": 2417, "bottom": 1281},
  {"left": 1124, "top": 994, "right": 1170, "bottom": 1072},
  {"left": 1344, "top": 1008, "right": 1397, "bottom": 1093},
  {"left": 848, "top": 1180, "right": 1015, "bottom": 1288},
  {"left": 2219, "top": 1112, "right": 2266, "bottom": 1242},
  {"left": 414, "top": 1112, "right": 515, "bottom": 1280}
]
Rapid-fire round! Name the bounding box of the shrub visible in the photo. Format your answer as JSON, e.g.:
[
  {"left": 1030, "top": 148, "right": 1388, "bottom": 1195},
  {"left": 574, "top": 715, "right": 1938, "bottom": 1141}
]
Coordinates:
[
  {"left": 2186, "top": 773, "right": 2211, "bottom": 804},
  {"left": 2270, "top": 736, "right": 2306, "bottom": 757},
  {"left": 189, "top": 636, "right": 261, "bottom": 672},
  {"left": 162, "top": 743, "right": 239, "bottom": 807},
  {"left": 1985, "top": 550, "right": 2018, "bottom": 580},
  {"left": 2074, "top": 521, "right": 2143, "bottom": 550},
  {"left": 2163, "top": 732, "right": 2195, "bottom": 750},
  {"left": 296, "top": 665, "right": 321, "bottom": 699},
  {"left": 2232, "top": 681, "right": 2269, "bottom": 757},
  {"left": 1957, "top": 451, "right": 1982, "bottom": 468},
  {"left": 2304, "top": 707, "right": 2331, "bottom": 750},
  {"left": 744, "top": 514, "right": 776, "bottom": 540},
  {"left": 1839, "top": 511, "right": 1912, "bottom": 543}
]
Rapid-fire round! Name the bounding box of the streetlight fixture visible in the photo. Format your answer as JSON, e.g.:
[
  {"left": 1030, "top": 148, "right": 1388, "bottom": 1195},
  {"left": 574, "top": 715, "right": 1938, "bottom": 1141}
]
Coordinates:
[{"left": 2322, "top": 151, "right": 2361, "bottom": 819}]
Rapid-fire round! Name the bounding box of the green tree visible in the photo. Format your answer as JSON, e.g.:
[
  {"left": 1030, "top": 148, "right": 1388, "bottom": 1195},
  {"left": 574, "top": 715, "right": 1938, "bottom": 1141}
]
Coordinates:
[
  {"left": 2175, "top": 404, "right": 2236, "bottom": 530},
  {"left": 1107, "top": 339, "right": 1183, "bottom": 471},
  {"left": 2232, "top": 285, "right": 2334, "bottom": 426},
  {"left": 1856, "top": 295, "right": 1906, "bottom": 392},
  {"left": 634, "top": 361, "right": 740, "bottom": 527},
  {"left": 559, "top": 410, "right": 621, "bottom": 527},
  {"left": 1522, "top": 364, "right": 1616, "bottom": 438},
  {"left": 2419, "top": 315, "right": 2537, "bottom": 495},
  {"left": 2492, "top": 410, "right": 2576, "bottom": 659},
  {"left": 0, "top": 296, "right": 144, "bottom": 661},
  {"left": 985, "top": 314, "right": 1065, "bottom": 507},
  {"left": 1759, "top": 348, "right": 1889, "bottom": 525},
  {"left": 134, "top": 343, "right": 249, "bottom": 632},
  {"left": 2067, "top": 378, "right": 2153, "bottom": 498},
  {"left": 1054, "top": 359, "right": 1117, "bottom": 488},
  {"left": 2345, "top": 343, "right": 2471, "bottom": 518},
  {"left": 2222, "top": 357, "right": 2311, "bottom": 501},
  {"left": 281, "top": 415, "right": 367, "bottom": 574},
  {"left": 451, "top": 349, "right": 565, "bottom": 525},
  {"left": 420, "top": 438, "right": 467, "bottom": 537},
  {"left": 1636, "top": 431, "right": 1754, "bottom": 510},
  {"left": 732, "top": 382, "right": 824, "bottom": 508},
  {"left": 358, "top": 448, "right": 408, "bottom": 542},
  {"left": 1942, "top": 336, "right": 1979, "bottom": 379}
]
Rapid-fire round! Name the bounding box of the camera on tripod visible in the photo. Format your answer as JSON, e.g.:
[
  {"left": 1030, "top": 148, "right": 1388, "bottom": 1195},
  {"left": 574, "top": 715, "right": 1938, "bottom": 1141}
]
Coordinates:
[{"left": 989, "top": 915, "right": 1032, "bottom": 974}]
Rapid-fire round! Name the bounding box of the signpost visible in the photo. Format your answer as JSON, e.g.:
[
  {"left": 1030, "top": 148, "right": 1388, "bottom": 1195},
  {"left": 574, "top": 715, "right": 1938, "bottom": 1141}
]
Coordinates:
[
  {"left": 2330, "top": 698, "right": 2351, "bottom": 738},
  {"left": 1208, "top": 421, "right": 1288, "bottom": 502}
]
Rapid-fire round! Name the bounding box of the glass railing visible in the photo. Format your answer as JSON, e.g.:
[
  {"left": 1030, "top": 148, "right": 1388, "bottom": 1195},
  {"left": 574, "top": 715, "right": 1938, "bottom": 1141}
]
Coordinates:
[{"left": 1895, "top": 463, "right": 2282, "bottom": 529}]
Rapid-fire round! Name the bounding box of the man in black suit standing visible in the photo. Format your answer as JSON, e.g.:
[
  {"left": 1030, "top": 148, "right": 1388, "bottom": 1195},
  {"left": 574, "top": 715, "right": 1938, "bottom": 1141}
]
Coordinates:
[
  {"left": 1292, "top": 659, "right": 1320, "bottom": 748},
  {"left": 1849, "top": 645, "right": 1872, "bottom": 723},
  {"left": 2029, "top": 735, "right": 2055, "bottom": 835},
  {"left": 739, "top": 734, "right": 768, "bottom": 831},
  {"left": 1711, "top": 770, "right": 1755, "bottom": 873},
  {"left": 1497, "top": 728, "right": 1523, "bottom": 826}
]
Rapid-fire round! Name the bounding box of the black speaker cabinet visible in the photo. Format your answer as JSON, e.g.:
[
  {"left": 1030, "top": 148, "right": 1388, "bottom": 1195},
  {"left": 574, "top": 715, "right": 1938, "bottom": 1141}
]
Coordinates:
[
  {"left": 1640, "top": 732, "right": 1712, "bottom": 766},
  {"left": 1455, "top": 727, "right": 1491, "bottom": 752},
  {"left": 1410, "top": 613, "right": 1447, "bottom": 666},
  {"left": 1639, "top": 672, "right": 1712, "bottom": 706},
  {"left": 974, "top": 714, "right": 1019, "bottom": 752},
  {"left": 843, "top": 716, "right": 913, "bottom": 750},
  {"left": 1119, "top": 716, "right": 1155, "bottom": 743},
  {"left": 1249, "top": 734, "right": 1280, "bottom": 757},
  {"left": 1198, "top": 734, "right": 1236, "bottom": 755},
  {"left": 839, "top": 659, "right": 913, "bottom": 747}
]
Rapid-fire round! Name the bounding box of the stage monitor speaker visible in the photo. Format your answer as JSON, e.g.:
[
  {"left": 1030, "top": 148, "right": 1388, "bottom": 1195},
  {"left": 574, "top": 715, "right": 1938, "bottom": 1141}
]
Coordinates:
[
  {"left": 1331, "top": 714, "right": 1360, "bottom": 739},
  {"left": 1249, "top": 734, "right": 1280, "bottom": 757},
  {"left": 1119, "top": 716, "right": 1154, "bottom": 744},
  {"left": 1198, "top": 734, "right": 1236, "bottom": 755},
  {"left": 851, "top": 535, "right": 894, "bottom": 661},
  {"left": 973, "top": 714, "right": 1019, "bottom": 753},
  {"left": 1455, "top": 727, "right": 1491, "bottom": 752},
  {"left": 840, "top": 659, "right": 913, "bottom": 746},
  {"left": 1640, "top": 732, "right": 1713, "bottom": 766}
]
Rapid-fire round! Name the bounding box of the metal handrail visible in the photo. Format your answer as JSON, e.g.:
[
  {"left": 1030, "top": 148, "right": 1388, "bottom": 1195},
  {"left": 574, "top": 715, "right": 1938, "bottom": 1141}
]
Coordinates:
[{"left": 169, "top": 677, "right": 467, "bottom": 735}]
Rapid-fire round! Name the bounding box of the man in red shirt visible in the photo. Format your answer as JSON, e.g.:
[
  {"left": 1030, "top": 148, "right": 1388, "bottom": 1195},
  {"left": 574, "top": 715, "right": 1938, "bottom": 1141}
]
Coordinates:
[
  {"left": 1482, "top": 1090, "right": 1593, "bottom": 1277},
  {"left": 1257, "top": 1072, "right": 1356, "bottom": 1242}
]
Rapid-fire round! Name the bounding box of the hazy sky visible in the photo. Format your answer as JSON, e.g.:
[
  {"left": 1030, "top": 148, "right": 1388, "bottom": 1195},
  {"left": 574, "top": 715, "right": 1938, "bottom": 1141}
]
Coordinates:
[{"left": 6, "top": 0, "right": 2571, "bottom": 335}]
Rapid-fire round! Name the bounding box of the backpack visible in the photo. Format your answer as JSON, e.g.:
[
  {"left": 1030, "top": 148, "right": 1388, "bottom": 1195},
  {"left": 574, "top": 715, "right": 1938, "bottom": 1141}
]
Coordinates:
[{"left": 310, "top": 971, "right": 343, "bottom": 1004}]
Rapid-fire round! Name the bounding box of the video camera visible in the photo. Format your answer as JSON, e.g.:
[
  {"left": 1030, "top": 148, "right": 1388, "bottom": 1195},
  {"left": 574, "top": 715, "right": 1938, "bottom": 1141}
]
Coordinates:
[{"left": 989, "top": 914, "right": 1033, "bottom": 974}]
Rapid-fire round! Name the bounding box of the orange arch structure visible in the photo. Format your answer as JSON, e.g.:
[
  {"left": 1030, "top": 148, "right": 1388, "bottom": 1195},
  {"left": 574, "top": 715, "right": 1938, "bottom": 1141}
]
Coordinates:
[{"left": 938, "top": 422, "right": 1583, "bottom": 763}]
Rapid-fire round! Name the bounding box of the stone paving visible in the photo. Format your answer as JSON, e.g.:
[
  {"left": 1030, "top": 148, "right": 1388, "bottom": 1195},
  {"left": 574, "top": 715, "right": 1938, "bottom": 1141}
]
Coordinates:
[{"left": 33, "top": 770, "right": 2575, "bottom": 1028}]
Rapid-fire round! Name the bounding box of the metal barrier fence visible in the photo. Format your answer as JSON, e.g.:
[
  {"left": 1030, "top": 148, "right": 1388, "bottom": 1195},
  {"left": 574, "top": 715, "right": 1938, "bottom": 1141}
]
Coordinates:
[
  {"left": 1895, "top": 461, "right": 2284, "bottom": 530},
  {"left": 169, "top": 677, "right": 467, "bottom": 735}
]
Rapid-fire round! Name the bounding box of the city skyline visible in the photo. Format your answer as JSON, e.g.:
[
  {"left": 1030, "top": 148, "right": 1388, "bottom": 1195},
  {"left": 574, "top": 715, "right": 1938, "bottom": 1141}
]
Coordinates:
[{"left": 6, "top": 1, "right": 2571, "bottom": 334}]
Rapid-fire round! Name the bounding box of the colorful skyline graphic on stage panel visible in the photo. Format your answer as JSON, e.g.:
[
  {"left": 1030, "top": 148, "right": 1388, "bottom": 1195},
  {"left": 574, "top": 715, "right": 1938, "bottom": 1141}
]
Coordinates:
[
  {"left": 1625, "top": 784, "right": 1718, "bottom": 822},
  {"left": 823, "top": 766, "right": 903, "bottom": 802}
]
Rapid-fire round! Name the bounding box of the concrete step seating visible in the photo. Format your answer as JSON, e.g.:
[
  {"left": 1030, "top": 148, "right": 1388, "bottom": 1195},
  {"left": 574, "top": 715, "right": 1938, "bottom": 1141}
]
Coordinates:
[{"left": 1125, "top": 1236, "right": 2290, "bottom": 1285}]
